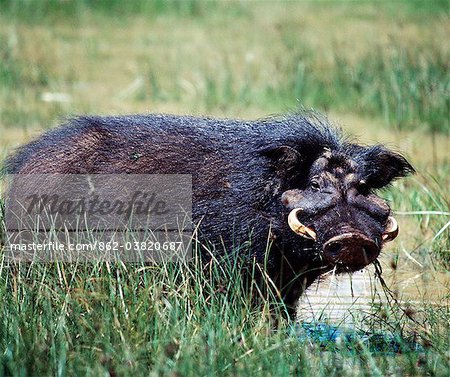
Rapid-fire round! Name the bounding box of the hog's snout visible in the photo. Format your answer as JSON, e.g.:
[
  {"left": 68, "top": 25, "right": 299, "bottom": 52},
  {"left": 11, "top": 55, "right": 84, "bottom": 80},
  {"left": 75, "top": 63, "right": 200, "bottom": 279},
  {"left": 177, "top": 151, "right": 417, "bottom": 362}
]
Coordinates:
[{"left": 323, "top": 233, "right": 380, "bottom": 269}]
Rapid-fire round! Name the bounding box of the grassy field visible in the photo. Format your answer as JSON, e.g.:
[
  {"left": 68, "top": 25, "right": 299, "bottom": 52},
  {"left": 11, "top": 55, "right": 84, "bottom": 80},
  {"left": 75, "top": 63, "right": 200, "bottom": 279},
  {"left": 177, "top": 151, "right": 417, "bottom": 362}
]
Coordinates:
[{"left": 0, "top": 1, "right": 449, "bottom": 376}]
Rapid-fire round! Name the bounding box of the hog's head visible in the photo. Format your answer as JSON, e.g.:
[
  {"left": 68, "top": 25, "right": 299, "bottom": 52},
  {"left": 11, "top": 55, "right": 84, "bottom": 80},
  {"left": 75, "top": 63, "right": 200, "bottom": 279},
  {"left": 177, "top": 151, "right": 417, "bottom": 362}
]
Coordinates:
[{"left": 270, "top": 143, "right": 414, "bottom": 273}]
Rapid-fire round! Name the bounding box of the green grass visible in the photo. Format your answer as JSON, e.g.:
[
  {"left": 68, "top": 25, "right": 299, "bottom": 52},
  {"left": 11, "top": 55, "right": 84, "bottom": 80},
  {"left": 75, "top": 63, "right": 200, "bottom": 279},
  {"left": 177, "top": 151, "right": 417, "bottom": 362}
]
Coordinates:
[
  {"left": 0, "top": 1, "right": 449, "bottom": 375},
  {"left": 0, "top": 0, "right": 223, "bottom": 21},
  {"left": 0, "top": 255, "right": 448, "bottom": 376},
  {"left": 382, "top": 164, "right": 450, "bottom": 268},
  {"left": 283, "top": 44, "right": 448, "bottom": 133},
  {"left": 0, "top": 0, "right": 448, "bottom": 133}
]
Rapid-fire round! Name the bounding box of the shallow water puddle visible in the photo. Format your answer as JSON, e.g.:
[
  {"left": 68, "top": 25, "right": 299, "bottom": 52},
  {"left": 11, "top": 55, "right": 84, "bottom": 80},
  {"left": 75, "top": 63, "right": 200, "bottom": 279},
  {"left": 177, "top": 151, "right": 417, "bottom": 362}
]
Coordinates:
[{"left": 297, "top": 259, "right": 450, "bottom": 329}]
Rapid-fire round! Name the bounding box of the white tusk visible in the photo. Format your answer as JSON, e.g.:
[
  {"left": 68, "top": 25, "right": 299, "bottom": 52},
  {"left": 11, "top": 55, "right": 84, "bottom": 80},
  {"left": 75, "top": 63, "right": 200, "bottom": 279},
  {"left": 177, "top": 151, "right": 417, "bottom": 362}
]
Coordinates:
[
  {"left": 287, "top": 208, "right": 317, "bottom": 241},
  {"left": 382, "top": 216, "right": 399, "bottom": 242}
]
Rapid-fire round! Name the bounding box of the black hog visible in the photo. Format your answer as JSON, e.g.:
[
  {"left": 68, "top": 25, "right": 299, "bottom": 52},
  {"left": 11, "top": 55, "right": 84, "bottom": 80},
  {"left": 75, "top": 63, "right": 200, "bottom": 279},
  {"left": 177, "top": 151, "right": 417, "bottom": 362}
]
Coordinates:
[{"left": 4, "top": 112, "right": 414, "bottom": 315}]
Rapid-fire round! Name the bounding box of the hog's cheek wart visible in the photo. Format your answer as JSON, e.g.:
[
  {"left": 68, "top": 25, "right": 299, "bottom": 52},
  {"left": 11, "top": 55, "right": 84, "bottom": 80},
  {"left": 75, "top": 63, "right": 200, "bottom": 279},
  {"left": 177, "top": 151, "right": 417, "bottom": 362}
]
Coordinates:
[
  {"left": 344, "top": 173, "right": 358, "bottom": 186},
  {"left": 281, "top": 189, "right": 304, "bottom": 206},
  {"left": 368, "top": 194, "right": 391, "bottom": 213},
  {"left": 314, "top": 157, "right": 329, "bottom": 169}
]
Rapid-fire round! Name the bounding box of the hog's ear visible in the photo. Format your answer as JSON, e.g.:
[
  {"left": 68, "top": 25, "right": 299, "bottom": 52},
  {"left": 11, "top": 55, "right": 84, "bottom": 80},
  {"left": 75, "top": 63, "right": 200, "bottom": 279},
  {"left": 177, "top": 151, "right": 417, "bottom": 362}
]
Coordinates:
[
  {"left": 258, "top": 145, "right": 304, "bottom": 179},
  {"left": 359, "top": 145, "right": 415, "bottom": 189}
]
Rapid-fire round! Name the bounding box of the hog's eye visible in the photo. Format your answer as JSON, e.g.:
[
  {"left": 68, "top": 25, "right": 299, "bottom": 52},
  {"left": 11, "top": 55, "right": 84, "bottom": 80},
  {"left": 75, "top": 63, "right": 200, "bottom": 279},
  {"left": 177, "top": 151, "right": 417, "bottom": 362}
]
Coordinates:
[
  {"left": 310, "top": 180, "right": 320, "bottom": 191},
  {"left": 358, "top": 180, "right": 369, "bottom": 194}
]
